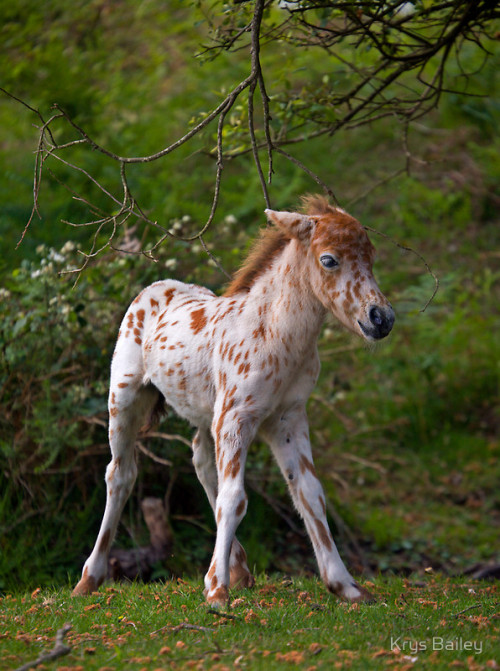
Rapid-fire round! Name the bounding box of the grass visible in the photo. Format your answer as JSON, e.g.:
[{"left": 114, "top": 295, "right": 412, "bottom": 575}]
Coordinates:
[
  {"left": 1, "top": 574, "right": 498, "bottom": 670},
  {"left": 0, "top": 0, "right": 498, "bottom": 621}
]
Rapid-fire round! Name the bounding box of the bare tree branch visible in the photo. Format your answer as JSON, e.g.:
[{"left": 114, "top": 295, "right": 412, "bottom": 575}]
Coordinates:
[{"left": 2, "top": 0, "right": 497, "bottom": 302}]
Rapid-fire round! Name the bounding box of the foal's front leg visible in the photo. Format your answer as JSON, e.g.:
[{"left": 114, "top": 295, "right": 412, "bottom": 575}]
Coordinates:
[{"left": 261, "top": 405, "right": 373, "bottom": 602}]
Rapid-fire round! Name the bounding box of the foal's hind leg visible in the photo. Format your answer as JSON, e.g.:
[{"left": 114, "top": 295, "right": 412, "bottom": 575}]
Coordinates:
[
  {"left": 191, "top": 429, "right": 254, "bottom": 590},
  {"left": 72, "top": 360, "right": 158, "bottom": 595}
]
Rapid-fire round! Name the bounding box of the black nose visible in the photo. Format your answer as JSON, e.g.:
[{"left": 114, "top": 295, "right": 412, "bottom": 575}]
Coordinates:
[
  {"left": 369, "top": 305, "right": 394, "bottom": 338},
  {"left": 358, "top": 305, "right": 395, "bottom": 340}
]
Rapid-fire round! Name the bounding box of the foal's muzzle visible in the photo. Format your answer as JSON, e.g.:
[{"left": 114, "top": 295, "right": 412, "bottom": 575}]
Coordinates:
[{"left": 358, "top": 305, "right": 395, "bottom": 340}]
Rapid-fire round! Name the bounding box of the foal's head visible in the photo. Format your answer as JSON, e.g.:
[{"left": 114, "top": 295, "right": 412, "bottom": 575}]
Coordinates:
[{"left": 266, "top": 195, "right": 395, "bottom": 341}]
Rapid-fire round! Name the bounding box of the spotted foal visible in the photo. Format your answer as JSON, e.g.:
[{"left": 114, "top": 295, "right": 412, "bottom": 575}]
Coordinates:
[{"left": 72, "top": 195, "right": 395, "bottom": 606}]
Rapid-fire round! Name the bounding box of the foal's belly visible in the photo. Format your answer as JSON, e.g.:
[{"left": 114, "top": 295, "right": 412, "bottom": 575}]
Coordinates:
[{"left": 145, "top": 346, "right": 216, "bottom": 429}]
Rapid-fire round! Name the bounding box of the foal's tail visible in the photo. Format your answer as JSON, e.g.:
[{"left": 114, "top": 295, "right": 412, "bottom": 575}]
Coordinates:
[{"left": 141, "top": 386, "right": 167, "bottom": 432}]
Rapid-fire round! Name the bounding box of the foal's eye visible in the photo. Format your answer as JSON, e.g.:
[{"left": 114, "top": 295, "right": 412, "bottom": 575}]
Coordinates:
[{"left": 320, "top": 254, "right": 339, "bottom": 269}]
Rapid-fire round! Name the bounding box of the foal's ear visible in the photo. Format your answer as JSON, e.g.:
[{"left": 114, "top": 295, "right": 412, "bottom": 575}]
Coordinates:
[{"left": 265, "top": 209, "right": 315, "bottom": 242}]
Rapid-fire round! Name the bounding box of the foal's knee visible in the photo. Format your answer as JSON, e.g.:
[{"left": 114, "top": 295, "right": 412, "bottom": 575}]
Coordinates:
[{"left": 105, "top": 456, "right": 136, "bottom": 497}]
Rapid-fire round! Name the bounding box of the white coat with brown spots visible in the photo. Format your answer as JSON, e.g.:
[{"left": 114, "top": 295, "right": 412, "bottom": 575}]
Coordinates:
[{"left": 72, "top": 195, "right": 395, "bottom": 606}]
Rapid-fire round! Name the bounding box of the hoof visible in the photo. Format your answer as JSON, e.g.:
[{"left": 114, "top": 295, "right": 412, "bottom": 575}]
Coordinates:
[
  {"left": 229, "top": 567, "right": 255, "bottom": 590},
  {"left": 205, "top": 585, "right": 230, "bottom": 608},
  {"left": 349, "top": 582, "right": 375, "bottom": 603},
  {"left": 328, "top": 580, "right": 375, "bottom": 603},
  {"left": 71, "top": 569, "right": 100, "bottom": 596}
]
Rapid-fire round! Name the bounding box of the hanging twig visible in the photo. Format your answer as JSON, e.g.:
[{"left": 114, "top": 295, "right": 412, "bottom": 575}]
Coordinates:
[{"left": 363, "top": 225, "right": 440, "bottom": 312}]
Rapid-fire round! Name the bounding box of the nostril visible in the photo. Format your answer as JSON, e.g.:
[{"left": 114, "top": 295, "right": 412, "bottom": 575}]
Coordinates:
[
  {"left": 360, "top": 305, "right": 394, "bottom": 340},
  {"left": 369, "top": 306, "right": 384, "bottom": 327}
]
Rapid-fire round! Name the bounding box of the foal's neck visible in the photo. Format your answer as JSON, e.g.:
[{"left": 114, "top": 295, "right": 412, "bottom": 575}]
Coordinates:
[{"left": 248, "top": 239, "right": 326, "bottom": 351}]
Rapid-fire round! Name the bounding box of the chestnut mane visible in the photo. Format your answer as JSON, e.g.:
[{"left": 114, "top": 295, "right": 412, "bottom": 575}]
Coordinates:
[
  {"left": 223, "top": 195, "right": 337, "bottom": 297},
  {"left": 223, "top": 227, "right": 289, "bottom": 296}
]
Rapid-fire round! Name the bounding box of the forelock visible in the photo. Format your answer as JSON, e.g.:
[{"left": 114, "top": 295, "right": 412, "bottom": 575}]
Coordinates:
[{"left": 300, "top": 194, "right": 340, "bottom": 217}]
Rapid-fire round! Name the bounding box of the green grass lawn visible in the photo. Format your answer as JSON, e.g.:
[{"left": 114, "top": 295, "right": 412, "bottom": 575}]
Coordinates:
[{"left": 1, "top": 574, "right": 497, "bottom": 670}]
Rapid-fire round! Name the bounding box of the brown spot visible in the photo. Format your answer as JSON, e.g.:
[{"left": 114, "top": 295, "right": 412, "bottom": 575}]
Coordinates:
[
  {"left": 252, "top": 321, "right": 266, "bottom": 340},
  {"left": 135, "top": 337, "right": 142, "bottom": 345},
  {"left": 110, "top": 407, "right": 119, "bottom": 417},
  {"left": 98, "top": 529, "right": 111, "bottom": 554},
  {"left": 314, "top": 518, "right": 333, "bottom": 552},
  {"left": 177, "top": 299, "right": 196, "bottom": 309},
  {"left": 207, "top": 561, "right": 217, "bottom": 579},
  {"left": 150, "top": 298, "right": 159, "bottom": 310},
  {"left": 299, "top": 454, "right": 317, "bottom": 477},
  {"left": 299, "top": 489, "right": 314, "bottom": 517},
  {"left": 235, "top": 498, "right": 246, "bottom": 517},
  {"left": 190, "top": 307, "right": 207, "bottom": 335},
  {"left": 136, "top": 309, "right": 145, "bottom": 324},
  {"left": 211, "top": 575, "right": 218, "bottom": 590},
  {"left": 117, "top": 382, "right": 129, "bottom": 388},
  {"left": 214, "top": 387, "right": 237, "bottom": 445},
  {"left": 223, "top": 448, "right": 242, "bottom": 479},
  {"left": 218, "top": 371, "right": 227, "bottom": 389},
  {"left": 164, "top": 288, "right": 176, "bottom": 305}
]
